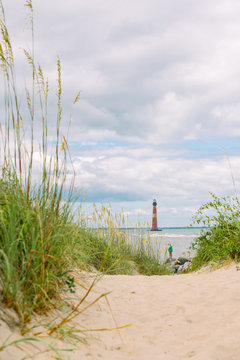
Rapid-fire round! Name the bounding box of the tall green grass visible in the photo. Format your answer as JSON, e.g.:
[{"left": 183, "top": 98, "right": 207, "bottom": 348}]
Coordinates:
[
  {"left": 191, "top": 192, "right": 240, "bottom": 269},
  {"left": 0, "top": 0, "right": 170, "bottom": 332},
  {"left": 78, "top": 203, "right": 170, "bottom": 275},
  {"left": 0, "top": 0, "right": 80, "bottom": 325}
]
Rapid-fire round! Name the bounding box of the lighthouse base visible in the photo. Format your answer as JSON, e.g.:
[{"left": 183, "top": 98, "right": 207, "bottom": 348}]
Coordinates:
[{"left": 150, "top": 229, "right": 162, "bottom": 231}]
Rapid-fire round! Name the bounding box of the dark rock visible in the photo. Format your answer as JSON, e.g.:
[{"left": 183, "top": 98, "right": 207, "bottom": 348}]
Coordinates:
[
  {"left": 173, "top": 265, "right": 180, "bottom": 273},
  {"left": 174, "top": 257, "right": 191, "bottom": 265},
  {"left": 166, "top": 256, "right": 192, "bottom": 274},
  {"left": 177, "top": 261, "right": 192, "bottom": 274}
]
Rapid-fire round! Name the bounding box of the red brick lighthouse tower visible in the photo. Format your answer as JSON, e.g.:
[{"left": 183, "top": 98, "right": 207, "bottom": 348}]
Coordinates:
[{"left": 151, "top": 199, "right": 158, "bottom": 231}]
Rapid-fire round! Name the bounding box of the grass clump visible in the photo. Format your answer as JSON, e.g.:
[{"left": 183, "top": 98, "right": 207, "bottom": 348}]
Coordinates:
[
  {"left": 191, "top": 192, "right": 240, "bottom": 270},
  {"left": 76, "top": 205, "right": 170, "bottom": 275},
  {"left": 0, "top": 0, "right": 169, "bottom": 333},
  {"left": 0, "top": 170, "right": 78, "bottom": 322},
  {"left": 65, "top": 223, "right": 170, "bottom": 276},
  {"left": 0, "top": 0, "right": 84, "bottom": 327}
]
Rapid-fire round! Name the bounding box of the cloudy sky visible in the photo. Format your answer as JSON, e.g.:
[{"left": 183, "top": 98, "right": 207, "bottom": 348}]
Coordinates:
[{"left": 2, "top": 0, "right": 240, "bottom": 226}]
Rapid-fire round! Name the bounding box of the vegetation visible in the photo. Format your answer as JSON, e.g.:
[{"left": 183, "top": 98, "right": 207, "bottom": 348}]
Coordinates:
[
  {"left": 0, "top": 0, "right": 169, "bottom": 335},
  {"left": 75, "top": 204, "right": 170, "bottom": 276},
  {"left": 191, "top": 192, "right": 240, "bottom": 270},
  {"left": 71, "top": 225, "right": 170, "bottom": 276},
  {"left": 3, "top": 3, "right": 239, "bottom": 356}
]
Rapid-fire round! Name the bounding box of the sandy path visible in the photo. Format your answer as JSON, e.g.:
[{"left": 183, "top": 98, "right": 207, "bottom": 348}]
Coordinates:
[{"left": 1, "top": 265, "right": 240, "bottom": 359}]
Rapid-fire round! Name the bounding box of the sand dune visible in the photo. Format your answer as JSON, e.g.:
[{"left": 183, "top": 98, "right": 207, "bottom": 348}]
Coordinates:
[{"left": 1, "top": 264, "right": 240, "bottom": 359}]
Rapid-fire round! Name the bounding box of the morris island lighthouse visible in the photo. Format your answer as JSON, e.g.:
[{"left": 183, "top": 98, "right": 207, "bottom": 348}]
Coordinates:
[{"left": 151, "top": 199, "right": 162, "bottom": 231}]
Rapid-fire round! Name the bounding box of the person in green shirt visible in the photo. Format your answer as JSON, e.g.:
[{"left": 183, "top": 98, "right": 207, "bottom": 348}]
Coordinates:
[{"left": 168, "top": 243, "right": 173, "bottom": 260}]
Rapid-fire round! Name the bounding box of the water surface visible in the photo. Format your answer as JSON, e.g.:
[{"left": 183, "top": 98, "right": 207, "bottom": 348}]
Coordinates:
[{"left": 122, "top": 227, "right": 203, "bottom": 261}]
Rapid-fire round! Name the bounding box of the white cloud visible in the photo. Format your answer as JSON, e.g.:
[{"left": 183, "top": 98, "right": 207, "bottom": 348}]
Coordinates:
[
  {"left": 2, "top": 0, "right": 240, "bottom": 225},
  {"left": 71, "top": 146, "right": 240, "bottom": 203},
  {"left": 3, "top": 0, "right": 240, "bottom": 143},
  {"left": 3, "top": 0, "right": 240, "bottom": 144}
]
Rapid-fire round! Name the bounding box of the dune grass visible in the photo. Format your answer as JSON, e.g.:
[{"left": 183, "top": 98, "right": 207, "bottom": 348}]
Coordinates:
[
  {"left": 76, "top": 205, "right": 170, "bottom": 276},
  {"left": 191, "top": 192, "right": 240, "bottom": 270},
  {"left": 0, "top": 0, "right": 170, "bottom": 336},
  {"left": 0, "top": 0, "right": 81, "bottom": 326}
]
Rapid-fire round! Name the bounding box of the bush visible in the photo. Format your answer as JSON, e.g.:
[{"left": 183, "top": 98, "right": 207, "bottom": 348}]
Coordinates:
[{"left": 191, "top": 193, "right": 240, "bottom": 269}]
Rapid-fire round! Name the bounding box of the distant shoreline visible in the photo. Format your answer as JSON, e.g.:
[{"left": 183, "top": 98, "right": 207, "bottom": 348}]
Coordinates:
[{"left": 92, "top": 226, "right": 208, "bottom": 230}]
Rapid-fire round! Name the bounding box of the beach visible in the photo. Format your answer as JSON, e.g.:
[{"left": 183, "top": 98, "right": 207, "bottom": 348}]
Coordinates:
[{"left": 0, "top": 263, "right": 240, "bottom": 359}]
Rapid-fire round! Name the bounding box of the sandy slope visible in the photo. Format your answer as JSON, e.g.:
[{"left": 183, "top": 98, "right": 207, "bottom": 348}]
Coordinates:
[{"left": 1, "top": 264, "right": 240, "bottom": 359}]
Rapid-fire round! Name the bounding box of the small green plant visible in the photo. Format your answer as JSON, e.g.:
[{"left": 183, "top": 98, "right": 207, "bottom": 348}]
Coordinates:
[
  {"left": 65, "top": 276, "right": 76, "bottom": 294},
  {"left": 191, "top": 192, "right": 240, "bottom": 269}
]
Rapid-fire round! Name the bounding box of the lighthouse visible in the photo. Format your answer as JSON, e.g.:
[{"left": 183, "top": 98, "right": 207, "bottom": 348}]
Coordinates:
[{"left": 151, "top": 199, "right": 158, "bottom": 231}]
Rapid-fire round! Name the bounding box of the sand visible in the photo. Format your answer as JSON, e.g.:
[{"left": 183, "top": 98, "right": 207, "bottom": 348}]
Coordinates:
[{"left": 0, "top": 264, "right": 240, "bottom": 359}]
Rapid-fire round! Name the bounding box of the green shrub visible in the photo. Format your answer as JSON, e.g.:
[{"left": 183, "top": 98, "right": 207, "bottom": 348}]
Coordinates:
[
  {"left": 191, "top": 192, "right": 240, "bottom": 269},
  {"left": 0, "top": 172, "right": 77, "bottom": 321}
]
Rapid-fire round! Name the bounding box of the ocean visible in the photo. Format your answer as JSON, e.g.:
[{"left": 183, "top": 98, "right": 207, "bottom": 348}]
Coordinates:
[{"left": 122, "top": 227, "right": 203, "bottom": 261}]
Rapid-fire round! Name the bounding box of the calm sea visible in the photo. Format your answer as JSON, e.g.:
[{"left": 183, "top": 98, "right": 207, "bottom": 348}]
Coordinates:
[{"left": 122, "top": 227, "right": 204, "bottom": 261}]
